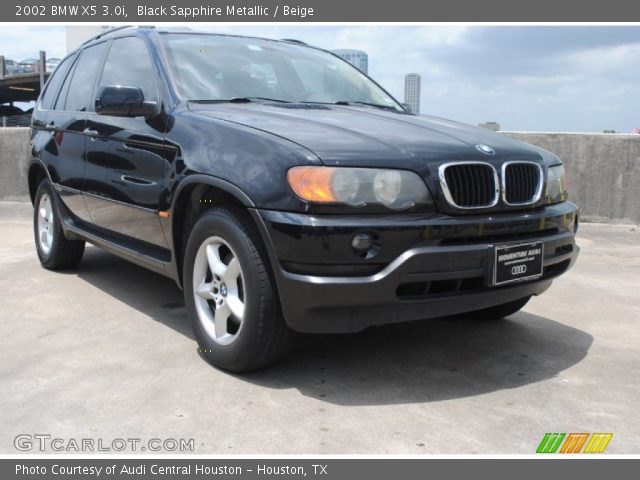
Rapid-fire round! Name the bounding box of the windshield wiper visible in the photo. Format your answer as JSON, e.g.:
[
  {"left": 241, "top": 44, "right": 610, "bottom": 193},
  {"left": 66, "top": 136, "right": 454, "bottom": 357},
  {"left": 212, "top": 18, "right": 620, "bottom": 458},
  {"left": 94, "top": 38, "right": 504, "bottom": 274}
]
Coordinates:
[
  {"left": 332, "top": 100, "right": 401, "bottom": 112},
  {"left": 189, "top": 97, "right": 292, "bottom": 104}
]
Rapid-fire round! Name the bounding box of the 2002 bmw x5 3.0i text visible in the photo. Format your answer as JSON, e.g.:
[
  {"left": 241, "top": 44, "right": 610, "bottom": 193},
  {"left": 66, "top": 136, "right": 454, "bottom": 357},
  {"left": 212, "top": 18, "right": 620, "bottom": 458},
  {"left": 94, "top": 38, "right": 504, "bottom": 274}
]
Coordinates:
[{"left": 25, "top": 27, "right": 579, "bottom": 372}]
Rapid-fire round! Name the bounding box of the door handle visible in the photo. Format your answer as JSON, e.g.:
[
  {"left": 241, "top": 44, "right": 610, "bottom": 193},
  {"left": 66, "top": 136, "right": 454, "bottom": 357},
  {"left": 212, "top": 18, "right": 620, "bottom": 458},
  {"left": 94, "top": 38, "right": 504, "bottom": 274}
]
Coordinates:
[
  {"left": 83, "top": 127, "right": 102, "bottom": 141},
  {"left": 44, "top": 121, "right": 56, "bottom": 131},
  {"left": 121, "top": 175, "right": 155, "bottom": 186}
]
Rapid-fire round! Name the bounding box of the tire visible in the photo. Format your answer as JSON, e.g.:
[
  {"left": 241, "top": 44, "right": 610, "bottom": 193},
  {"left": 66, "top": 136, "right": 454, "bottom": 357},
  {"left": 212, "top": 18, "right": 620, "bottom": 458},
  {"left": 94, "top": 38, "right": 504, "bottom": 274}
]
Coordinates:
[
  {"left": 464, "top": 296, "right": 531, "bottom": 320},
  {"left": 183, "top": 205, "right": 291, "bottom": 372},
  {"left": 33, "top": 179, "right": 85, "bottom": 270}
]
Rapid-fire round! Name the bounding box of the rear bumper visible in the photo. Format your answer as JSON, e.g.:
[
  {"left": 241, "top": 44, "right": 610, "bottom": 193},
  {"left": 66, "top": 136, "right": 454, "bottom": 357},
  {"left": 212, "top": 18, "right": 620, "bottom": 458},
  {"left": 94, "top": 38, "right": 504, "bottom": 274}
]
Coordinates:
[{"left": 253, "top": 202, "right": 580, "bottom": 333}]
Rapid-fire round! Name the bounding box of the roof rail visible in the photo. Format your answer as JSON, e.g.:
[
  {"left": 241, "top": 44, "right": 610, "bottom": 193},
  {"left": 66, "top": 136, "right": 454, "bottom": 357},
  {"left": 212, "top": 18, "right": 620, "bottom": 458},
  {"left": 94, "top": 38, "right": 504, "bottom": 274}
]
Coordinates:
[
  {"left": 281, "top": 38, "right": 307, "bottom": 45},
  {"left": 81, "top": 26, "right": 152, "bottom": 46}
]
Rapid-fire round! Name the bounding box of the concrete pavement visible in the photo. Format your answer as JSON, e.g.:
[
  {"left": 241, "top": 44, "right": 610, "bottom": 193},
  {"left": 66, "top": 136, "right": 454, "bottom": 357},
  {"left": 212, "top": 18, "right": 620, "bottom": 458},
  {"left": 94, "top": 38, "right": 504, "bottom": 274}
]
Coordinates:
[{"left": 0, "top": 201, "right": 638, "bottom": 454}]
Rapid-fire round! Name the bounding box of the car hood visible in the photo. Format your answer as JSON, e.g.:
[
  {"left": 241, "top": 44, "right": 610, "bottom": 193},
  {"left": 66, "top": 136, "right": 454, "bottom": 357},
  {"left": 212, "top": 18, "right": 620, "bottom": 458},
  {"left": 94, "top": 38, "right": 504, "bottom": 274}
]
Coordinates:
[{"left": 187, "top": 102, "right": 544, "bottom": 170}]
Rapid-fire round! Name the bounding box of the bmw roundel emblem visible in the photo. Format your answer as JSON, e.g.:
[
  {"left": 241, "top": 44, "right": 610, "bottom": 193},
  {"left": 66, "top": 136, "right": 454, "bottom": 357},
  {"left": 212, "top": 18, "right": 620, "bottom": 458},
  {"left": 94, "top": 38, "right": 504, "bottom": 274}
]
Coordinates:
[{"left": 475, "top": 144, "right": 495, "bottom": 155}]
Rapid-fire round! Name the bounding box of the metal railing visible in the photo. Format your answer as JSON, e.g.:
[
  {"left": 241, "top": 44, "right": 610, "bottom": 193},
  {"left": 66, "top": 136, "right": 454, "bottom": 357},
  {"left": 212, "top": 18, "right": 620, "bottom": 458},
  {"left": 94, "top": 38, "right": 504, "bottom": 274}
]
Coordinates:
[
  {"left": 0, "top": 51, "right": 47, "bottom": 88},
  {"left": 1, "top": 114, "right": 32, "bottom": 127}
]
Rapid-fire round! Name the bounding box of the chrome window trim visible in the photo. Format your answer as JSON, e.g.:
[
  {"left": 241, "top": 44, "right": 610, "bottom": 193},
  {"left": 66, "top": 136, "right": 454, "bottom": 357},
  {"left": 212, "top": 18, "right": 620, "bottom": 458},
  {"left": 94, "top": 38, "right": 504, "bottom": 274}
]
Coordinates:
[
  {"left": 438, "top": 161, "right": 500, "bottom": 210},
  {"left": 501, "top": 161, "right": 544, "bottom": 206}
]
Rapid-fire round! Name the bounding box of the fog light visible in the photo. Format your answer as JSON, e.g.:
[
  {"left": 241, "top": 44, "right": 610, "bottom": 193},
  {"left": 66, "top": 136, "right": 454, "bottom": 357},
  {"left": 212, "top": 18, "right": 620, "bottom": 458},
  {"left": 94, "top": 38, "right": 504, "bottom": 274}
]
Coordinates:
[
  {"left": 352, "top": 233, "right": 373, "bottom": 250},
  {"left": 351, "top": 232, "right": 380, "bottom": 259}
]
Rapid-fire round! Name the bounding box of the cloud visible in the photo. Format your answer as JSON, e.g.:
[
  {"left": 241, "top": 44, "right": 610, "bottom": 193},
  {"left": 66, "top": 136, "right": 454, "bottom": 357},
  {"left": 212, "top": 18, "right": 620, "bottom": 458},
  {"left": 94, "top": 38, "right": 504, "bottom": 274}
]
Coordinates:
[
  {"left": 196, "top": 25, "right": 640, "bottom": 131},
  {"left": 0, "top": 26, "right": 66, "bottom": 60}
]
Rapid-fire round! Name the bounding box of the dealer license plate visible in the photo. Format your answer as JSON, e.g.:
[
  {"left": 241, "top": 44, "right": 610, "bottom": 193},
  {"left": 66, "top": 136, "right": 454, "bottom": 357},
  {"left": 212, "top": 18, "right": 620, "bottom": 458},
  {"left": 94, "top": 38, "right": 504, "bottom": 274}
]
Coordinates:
[{"left": 493, "top": 241, "right": 544, "bottom": 285}]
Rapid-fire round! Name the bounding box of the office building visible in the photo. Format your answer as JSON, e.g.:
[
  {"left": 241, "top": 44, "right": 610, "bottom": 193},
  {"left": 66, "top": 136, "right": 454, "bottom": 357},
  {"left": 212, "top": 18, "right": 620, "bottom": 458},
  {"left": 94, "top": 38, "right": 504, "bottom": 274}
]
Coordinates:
[
  {"left": 404, "top": 73, "right": 421, "bottom": 114},
  {"left": 331, "top": 49, "right": 369, "bottom": 74}
]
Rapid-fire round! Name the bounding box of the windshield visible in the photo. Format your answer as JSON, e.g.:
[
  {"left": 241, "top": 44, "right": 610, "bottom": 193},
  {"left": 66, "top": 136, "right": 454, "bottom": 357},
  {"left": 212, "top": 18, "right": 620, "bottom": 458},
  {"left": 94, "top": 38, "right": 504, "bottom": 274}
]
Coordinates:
[{"left": 160, "top": 33, "right": 403, "bottom": 111}]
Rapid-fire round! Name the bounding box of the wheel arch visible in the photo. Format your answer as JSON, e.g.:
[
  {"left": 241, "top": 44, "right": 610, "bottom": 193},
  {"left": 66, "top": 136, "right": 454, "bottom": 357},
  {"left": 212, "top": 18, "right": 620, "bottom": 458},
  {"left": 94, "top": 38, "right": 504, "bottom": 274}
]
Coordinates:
[
  {"left": 27, "top": 161, "right": 50, "bottom": 205},
  {"left": 170, "top": 174, "right": 257, "bottom": 286}
]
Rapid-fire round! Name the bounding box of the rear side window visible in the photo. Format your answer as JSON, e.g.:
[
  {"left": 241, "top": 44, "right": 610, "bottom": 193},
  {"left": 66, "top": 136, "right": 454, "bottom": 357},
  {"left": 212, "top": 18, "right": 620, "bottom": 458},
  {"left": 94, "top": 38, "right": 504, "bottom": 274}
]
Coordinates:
[
  {"left": 99, "top": 37, "right": 158, "bottom": 103},
  {"left": 62, "top": 42, "right": 108, "bottom": 112},
  {"left": 39, "top": 54, "right": 75, "bottom": 110}
]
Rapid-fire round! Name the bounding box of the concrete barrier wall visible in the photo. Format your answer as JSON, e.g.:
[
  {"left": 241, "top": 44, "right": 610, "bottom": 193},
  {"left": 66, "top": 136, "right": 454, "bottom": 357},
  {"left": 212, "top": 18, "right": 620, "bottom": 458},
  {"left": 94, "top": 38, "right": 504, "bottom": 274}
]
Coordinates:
[
  {"left": 0, "top": 127, "right": 29, "bottom": 201},
  {"left": 502, "top": 132, "right": 640, "bottom": 224},
  {"left": 0, "top": 127, "right": 638, "bottom": 223}
]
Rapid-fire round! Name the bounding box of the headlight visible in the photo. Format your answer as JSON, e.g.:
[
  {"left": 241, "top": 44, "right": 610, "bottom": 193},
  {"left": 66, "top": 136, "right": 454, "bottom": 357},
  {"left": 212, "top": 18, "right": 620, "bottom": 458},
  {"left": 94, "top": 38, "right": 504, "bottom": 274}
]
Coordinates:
[
  {"left": 287, "top": 166, "right": 431, "bottom": 210},
  {"left": 545, "top": 165, "right": 568, "bottom": 204}
]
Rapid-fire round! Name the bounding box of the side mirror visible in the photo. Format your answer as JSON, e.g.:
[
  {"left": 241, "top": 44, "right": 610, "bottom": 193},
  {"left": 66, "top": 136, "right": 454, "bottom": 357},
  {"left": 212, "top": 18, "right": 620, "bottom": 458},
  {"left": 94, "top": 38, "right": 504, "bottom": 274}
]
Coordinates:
[
  {"left": 95, "top": 85, "right": 156, "bottom": 118},
  {"left": 401, "top": 103, "right": 413, "bottom": 114}
]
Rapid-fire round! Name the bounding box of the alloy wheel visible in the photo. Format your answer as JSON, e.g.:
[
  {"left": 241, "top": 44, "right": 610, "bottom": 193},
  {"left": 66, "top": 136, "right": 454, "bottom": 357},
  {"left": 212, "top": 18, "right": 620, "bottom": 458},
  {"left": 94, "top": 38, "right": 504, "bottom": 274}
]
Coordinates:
[
  {"left": 192, "top": 236, "right": 246, "bottom": 346},
  {"left": 37, "top": 192, "right": 54, "bottom": 256}
]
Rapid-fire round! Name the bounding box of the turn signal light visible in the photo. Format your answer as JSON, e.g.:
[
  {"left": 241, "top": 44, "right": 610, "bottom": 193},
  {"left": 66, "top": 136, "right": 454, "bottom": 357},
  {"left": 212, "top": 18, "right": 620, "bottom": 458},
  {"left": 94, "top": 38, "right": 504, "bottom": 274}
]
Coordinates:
[{"left": 287, "top": 166, "right": 338, "bottom": 203}]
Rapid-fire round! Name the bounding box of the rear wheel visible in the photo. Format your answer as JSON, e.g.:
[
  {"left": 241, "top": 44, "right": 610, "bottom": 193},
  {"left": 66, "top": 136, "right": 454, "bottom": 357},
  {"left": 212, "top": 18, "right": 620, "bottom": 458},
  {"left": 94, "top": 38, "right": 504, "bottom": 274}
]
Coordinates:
[
  {"left": 465, "top": 296, "right": 531, "bottom": 320},
  {"left": 33, "top": 179, "right": 85, "bottom": 270},
  {"left": 183, "top": 206, "right": 291, "bottom": 372}
]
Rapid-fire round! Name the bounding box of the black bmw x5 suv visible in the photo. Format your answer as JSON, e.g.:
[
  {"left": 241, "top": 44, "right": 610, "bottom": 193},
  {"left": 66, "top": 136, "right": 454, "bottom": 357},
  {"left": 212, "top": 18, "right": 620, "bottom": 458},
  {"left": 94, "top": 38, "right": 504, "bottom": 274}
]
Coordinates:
[{"left": 26, "top": 27, "right": 579, "bottom": 371}]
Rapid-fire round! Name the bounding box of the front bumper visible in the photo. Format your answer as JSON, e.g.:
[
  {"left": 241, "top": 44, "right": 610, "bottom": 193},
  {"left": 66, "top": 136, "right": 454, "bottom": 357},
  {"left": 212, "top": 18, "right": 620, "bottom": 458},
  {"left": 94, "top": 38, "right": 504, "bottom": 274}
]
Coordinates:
[{"left": 253, "top": 202, "right": 580, "bottom": 333}]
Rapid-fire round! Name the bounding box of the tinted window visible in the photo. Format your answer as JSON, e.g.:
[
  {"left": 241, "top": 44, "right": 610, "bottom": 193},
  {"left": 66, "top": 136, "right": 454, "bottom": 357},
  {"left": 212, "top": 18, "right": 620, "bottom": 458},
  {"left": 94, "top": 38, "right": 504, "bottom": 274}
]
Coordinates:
[
  {"left": 99, "top": 37, "right": 157, "bottom": 103},
  {"left": 54, "top": 63, "right": 73, "bottom": 111},
  {"left": 39, "top": 54, "right": 75, "bottom": 110},
  {"left": 160, "top": 33, "right": 402, "bottom": 111},
  {"left": 62, "top": 42, "right": 108, "bottom": 112}
]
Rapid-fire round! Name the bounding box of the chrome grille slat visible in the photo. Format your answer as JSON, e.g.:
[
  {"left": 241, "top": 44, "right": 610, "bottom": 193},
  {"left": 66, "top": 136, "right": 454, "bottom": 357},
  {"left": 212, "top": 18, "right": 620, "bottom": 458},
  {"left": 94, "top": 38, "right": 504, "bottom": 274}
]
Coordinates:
[
  {"left": 502, "top": 161, "right": 543, "bottom": 206},
  {"left": 439, "top": 161, "right": 542, "bottom": 209},
  {"left": 439, "top": 162, "right": 499, "bottom": 209}
]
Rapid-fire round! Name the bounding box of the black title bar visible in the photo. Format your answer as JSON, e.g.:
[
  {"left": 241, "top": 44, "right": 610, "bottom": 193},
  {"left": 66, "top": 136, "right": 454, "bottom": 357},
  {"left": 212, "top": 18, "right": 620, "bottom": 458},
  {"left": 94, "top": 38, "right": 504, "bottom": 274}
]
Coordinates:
[
  {"left": 3, "top": 459, "right": 640, "bottom": 480},
  {"left": 5, "top": 0, "right": 640, "bottom": 22}
]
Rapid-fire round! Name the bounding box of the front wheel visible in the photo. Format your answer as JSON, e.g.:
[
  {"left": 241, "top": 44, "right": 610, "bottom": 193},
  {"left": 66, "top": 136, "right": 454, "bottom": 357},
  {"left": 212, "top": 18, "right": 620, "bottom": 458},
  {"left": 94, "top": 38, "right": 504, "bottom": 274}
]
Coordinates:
[
  {"left": 183, "top": 206, "right": 291, "bottom": 372},
  {"left": 464, "top": 296, "right": 532, "bottom": 320},
  {"left": 33, "top": 179, "right": 85, "bottom": 270}
]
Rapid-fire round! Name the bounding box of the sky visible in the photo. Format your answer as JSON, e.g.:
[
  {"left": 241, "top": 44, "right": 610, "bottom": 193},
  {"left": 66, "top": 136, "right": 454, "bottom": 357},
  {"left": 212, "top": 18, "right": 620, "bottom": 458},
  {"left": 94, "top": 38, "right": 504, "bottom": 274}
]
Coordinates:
[{"left": 1, "top": 25, "right": 639, "bottom": 132}]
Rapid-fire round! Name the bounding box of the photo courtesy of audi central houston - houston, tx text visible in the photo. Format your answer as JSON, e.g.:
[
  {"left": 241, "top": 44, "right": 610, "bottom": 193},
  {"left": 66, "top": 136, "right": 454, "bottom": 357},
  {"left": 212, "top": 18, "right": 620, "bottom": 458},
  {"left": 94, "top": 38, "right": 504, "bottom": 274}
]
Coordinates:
[{"left": 0, "top": 4, "right": 639, "bottom": 473}]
